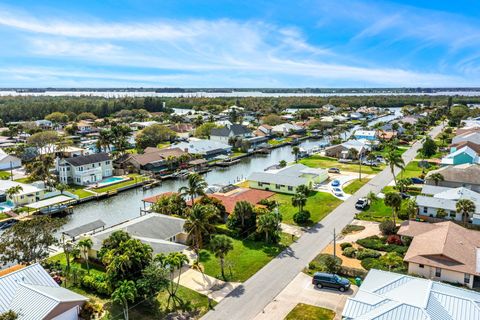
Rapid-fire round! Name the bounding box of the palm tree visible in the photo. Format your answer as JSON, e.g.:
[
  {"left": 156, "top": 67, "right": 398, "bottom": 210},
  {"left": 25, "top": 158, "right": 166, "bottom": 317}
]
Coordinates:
[
  {"left": 97, "top": 129, "right": 113, "bottom": 153},
  {"left": 292, "top": 192, "right": 307, "bottom": 212},
  {"left": 5, "top": 185, "right": 23, "bottom": 201},
  {"left": 383, "top": 252, "right": 403, "bottom": 271},
  {"left": 111, "top": 280, "right": 137, "bottom": 320},
  {"left": 232, "top": 200, "right": 254, "bottom": 229},
  {"left": 257, "top": 213, "right": 280, "bottom": 243},
  {"left": 210, "top": 235, "right": 234, "bottom": 280},
  {"left": 385, "top": 148, "right": 405, "bottom": 186},
  {"left": 456, "top": 199, "right": 476, "bottom": 226},
  {"left": 429, "top": 173, "right": 444, "bottom": 186},
  {"left": 436, "top": 208, "right": 447, "bottom": 219},
  {"left": 348, "top": 147, "right": 362, "bottom": 181},
  {"left": 404, "top": 199, "right": 418, "bottom": 219},
  {"left": 55, "top": 183, "right": 67, "bottom": 194},
  {"left": 295, "top": 184, "right": 310, "bottom": 197},
  {"left": 384, "top": 192, "right": 402, "bottom": 225},
  {"left": 366, "top": 153, "right": 377, "bottom": 164},
  {"left": 77, "top": 238, "right": 93, "bottom": 274},
  {"left": 178, "top": 173, "right": 207, "bottom": 206},
  {"left": 292, "top": 146, "right": 300, "bottom": 163},
  {"left": 184, "top": 205, "right": 214, "bottom": 264},
  {"left": 366, "top": 191, "right": 378, "bottom": 204},
  {"left": 156, "top": 252, "right": 189, "bottom": 306}
]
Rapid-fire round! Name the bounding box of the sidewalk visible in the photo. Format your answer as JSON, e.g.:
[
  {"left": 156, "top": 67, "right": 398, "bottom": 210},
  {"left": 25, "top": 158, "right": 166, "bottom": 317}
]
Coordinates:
[{"left": 174, "top": 268, "right": 241, "bottom": 302}]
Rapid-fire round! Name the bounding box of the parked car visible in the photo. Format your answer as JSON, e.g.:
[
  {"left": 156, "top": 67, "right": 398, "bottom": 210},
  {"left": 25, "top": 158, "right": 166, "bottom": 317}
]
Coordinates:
[
  {"left": 400, "top": 192, "right": 411, "bottom": 199},
  {"left": 355, "top": 198, "right": 369, "bottom": 210},
  {"left": 312, "top": 272, "right": 351, "bottom": 292},
  {"left": 333, "top": 187, "right": 343, "bottom": 197},
  {"left": 0, "top": 219, "right": 18, "bottom": 230},
  {"left": 328, "top": 168, "right": 340, "bottom": 173},
  {"left": 331, "top": 180, "right": 341, "bottom": 187},
  {"left": 410, "top": 177, "right": 425, "bottom": 184}
]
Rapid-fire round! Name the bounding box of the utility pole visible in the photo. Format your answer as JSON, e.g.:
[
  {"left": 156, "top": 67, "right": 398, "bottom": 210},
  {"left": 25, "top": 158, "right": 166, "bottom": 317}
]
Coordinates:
[
  {"left": 333, "top": 228, "right": 336, "bottom": 258},
  {"left": 10, "top": 161, "right": 13, "bottom": 181}
]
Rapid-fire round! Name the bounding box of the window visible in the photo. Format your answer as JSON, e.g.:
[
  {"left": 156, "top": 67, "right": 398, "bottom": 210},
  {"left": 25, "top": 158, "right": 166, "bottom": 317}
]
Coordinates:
[
  {"left": 464, "top": 273, "right": 470, "bottom": 284},
  {"left": 106, "top": 161, "right": 110, "bottom": 164},
  {"left": 419, "top": 264, "right": 424, "bottom": 268},
  {"left": 435, "top": 268, "right": 441, "bottom": 277},
  {"left": 275, "top": 184, "right": 281, "bottom": 189},
  {"left": 423, "top": 207, "right": 428, "bottom": 214},
  {"left": 288, "top": 186, "right": 293, "bottom": 191},
  {"left": 449, "top": 211, "right": 456, "bottom": 218}
]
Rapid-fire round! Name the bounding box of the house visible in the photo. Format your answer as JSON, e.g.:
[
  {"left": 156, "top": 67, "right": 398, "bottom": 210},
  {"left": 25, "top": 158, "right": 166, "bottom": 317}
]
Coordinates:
[
  {"left": 441, "top": 146, "right": 480, "bottom": 165},
  {"left": 425, "top": 164, "right": 480, "bottom": 192},
  {"left": 0, "top": 180, "right": 45, "bottom": 205},
  {"left": 253, "top": 124, "right": 273, "bottom": 137},
  {"left": 0, "top": 149, "right": 21, "bottom": 170},
  {"left": 322, "top": 104, "right": 338, "bottom": 112},
  {"left": 271, "top": 123, "right": 304, "bottom": 136},
  {"left": 210, "top": 124, "right": 252, "bottom": 143},
  {"left": 0, "top": 263, "right": 88, "bottom": 319},
  {"left": 168, "top": 123, "right": 194, "bottom": 138},
  {"left": 126, "top": 147, "right": 187, "bottom": 172},
  {"left": 87, "top": 213, "right": 188, "bottom": 259},
  {"left": 343, "top": 269, "right": 480, "bottom": 319},
  {"left": 76, "top": 120, "right": 94, "bottom": 134},
  {"left": 58, "top": 153, "right": 113, "bottom": 185},
  {"left": 399, "top": 115, "right": 421, "bottom": 125},
  {"left": 398, "top": 221, "right": 480, "bottom": 288},
  {"left": 131, "top": 121, "right": 159, "bottom": 130},
  {"left": 455, "top": 125, "right": 480, "bottom": 136},
  {"left": 353, "top": 130, "right": 377, "bottom": 141},
  {"left": 169, "top": 139, "right": 232, "bottom": 160},
  {"left": 416, "top": 186, "right": 480, "bottom": 224},
  {"left": 452, "top": 131, "right": 480, "bottom": 145},
  {"left": 449, "top": 140, "right": 480, "bottom": 154},
  {"left": 379, "top": 123, "right": 405, "bottom": 135},
  {"left": 349, "top": 112, "right": 364, "bottom": 120},
  {"left": 248, "top": 163, "right": 328, "bottom": 194},
  {"left": 324, "top": 140, "right": 367, "bottom": 159},
  {"left": 376, "top": 130, "right": 397, "bottom": 141},
  {"left": 34, "top": 119, "right": 53, "bottom": 129}
]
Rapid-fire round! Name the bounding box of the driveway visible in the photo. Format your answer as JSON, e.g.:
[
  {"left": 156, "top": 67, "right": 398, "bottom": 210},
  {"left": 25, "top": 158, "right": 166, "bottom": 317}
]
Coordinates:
[
  {"left": 202, "top": 123, "right": 444, "bottom": 320},
  {"left": 253, "top": 273, "right": 357, "bottom": 320}
]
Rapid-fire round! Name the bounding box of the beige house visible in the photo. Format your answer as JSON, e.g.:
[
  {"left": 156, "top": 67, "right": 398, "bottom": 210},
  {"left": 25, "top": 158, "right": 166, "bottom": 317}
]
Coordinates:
[
  {"left": 425, "top": 164, "right": 480, "bottom": 192},
  {"left": 398, "top": 220, "right": 480, "bottom": 288},
  {"left": 0, "top": 180, "right": 45, "bottom": 206}
]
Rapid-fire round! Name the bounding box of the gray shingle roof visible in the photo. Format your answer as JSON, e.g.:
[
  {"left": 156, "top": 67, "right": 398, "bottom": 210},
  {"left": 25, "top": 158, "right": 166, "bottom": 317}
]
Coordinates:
[
  {"left": 64, "top": 152, "right": 110, "bottom": 167},
  {"left": 211, "top": 124, "right": 251, "bottom": 137}
]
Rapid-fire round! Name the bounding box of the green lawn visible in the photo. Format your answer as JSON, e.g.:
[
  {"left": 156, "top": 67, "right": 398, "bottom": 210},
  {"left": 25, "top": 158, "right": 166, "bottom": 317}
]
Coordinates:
[
  {"left": 355, "top": 199, "right": 393, "bottom": 222},
  {"left": 157, "top": 142, "right": 171, "bottom": 149},
  {"left": 231, "top": 151, "right": 246, "bottom": 158},
  {"left": 373, "top": 147, "right": 408, "bottom": 158},
  {"left": 0, "top": 171, "right": 11, "bottom": 179},
  {"left": 273, "top": 191, "right": 342, "bottom": 225},
  {"left": 398, "top": 160, "right": 438, "bottom": 179},
  {"left": 285, "top": 304, "right": 335, "bottom": 320},
  {"left": 199, "top": 233, "right": 293, "bottom": 282},
  {"left": 66, "top": 185, "right": 96, "bottom": 199},
  {"left": 343, "top": 179, "right": 370, "bottom": 194},
  {"left": 299, "top": 155, "right": 384, "bottom": 174},
  {"left": 268, "top": 137, "right": 292, "bottom": 146},
  {"left": 93, "top": 174, "right": 148, "bottom": 193},
  {"left": 0, "top": 212, "right": 10, "bottom": 220}
]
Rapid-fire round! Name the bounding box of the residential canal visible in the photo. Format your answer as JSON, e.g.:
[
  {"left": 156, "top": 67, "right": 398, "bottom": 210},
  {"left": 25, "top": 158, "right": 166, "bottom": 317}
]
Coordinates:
[{"left": 58, "top": 108, "right": 401, "bottom": 233}]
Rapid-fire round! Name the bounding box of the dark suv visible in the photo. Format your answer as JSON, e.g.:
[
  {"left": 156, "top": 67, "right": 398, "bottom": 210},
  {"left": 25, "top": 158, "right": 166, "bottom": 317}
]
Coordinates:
[{"left": 312, "top": 272, "right": 351, "bottom": 292}]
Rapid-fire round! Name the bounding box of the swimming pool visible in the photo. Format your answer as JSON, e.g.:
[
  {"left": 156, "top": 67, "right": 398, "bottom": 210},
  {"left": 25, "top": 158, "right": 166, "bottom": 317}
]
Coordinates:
[{"left": 94, "top": 176, "right": 129, "bottom": 188}]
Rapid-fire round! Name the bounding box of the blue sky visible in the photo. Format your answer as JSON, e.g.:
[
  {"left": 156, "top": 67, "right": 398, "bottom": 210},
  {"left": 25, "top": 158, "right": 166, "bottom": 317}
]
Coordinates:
[{"left": 1, "top": 0, "right": 480, "bottom": 87}]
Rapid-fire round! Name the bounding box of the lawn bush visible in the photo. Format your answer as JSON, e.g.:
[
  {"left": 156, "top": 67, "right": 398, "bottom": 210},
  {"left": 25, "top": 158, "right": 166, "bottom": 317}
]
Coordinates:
[
  {"left": 340, "top": 266, "right": 368, "bottom": 279},
  {"left": 293, "top": 210, "right": 310, "bottom": 224},
  {"left": 342, "top": 224, "right": 366, "bottom": 234},
  {"left": 340, "top": 242, "right": 352, "bottom": 250},
  {"left": 379, "top": 220, "right": 396, "bottom": 235},
  {"left": 356, "top": 248, "right": 381, "bottom": 260},
  {"left": 342, "top": 247, "right": 357, "bottom": 258},
  {"left": 386, "top": 235, "right": 403, "bottom": 245},
  {"left": 80, "top": 274, "right": 111, "bottom": 296},
  {"left": 356, "top": 236, "right": 408, "bottom": 255},
  {"left": 361, "top": 254, "right": 406, "bottom": 272}
]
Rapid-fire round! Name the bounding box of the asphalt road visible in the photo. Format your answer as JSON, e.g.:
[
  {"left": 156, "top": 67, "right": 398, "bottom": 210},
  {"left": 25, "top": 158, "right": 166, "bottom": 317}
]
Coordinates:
[{"left": 202, "top": 124, "right": 444, "bottom": 320}]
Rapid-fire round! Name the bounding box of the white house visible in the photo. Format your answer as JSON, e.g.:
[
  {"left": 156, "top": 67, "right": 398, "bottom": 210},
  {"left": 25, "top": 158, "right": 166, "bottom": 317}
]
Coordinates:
[
  {"left": 271, "top": 123, "right": 304, "bottom": 136},
  {"left": 0, "top": 263, "right": 88, "bottom": 320},
  {"left": 0, "top": 180, "right": 45, "bottom": 206},
  {"left": 210, "top": 124, "right": 252, "bottom": 143},
  {"left": 452, "top": 131, "right": 480, "bottom": 145},
  {"left": 0, "top": 149, "right": 21, "bottom": 170},
  {"left": 58, "top": 153, "right": 113, "bottom": 185},
  {"left": 353, "top": 130, "right": 377, "bottom": 141}
]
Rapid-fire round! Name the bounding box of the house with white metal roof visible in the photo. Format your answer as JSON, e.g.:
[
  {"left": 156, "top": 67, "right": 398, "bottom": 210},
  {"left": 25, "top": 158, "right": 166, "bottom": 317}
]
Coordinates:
[
  {"left": 0, "top": 263, "right": 87, "bottom": 320},
  {"left": 343, "top": 269, "right": 480, "bottom": 320},
  {"left": 0, "top": 180, "right": 45, "bottom": 206},
  {"left": 248, "top": 163, "right": 328, "bottom": 194}
]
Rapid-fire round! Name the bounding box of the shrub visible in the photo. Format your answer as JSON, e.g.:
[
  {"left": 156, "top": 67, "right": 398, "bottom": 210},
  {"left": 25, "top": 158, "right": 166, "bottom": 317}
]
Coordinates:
[
  {"left": 356, "top": 248, "right": 381, "bottom": 260},
  {"left": 308, "top": 262, "right": 318, "bottom": 270},
  {"left": 340, "top": 266, "right": 368, "bottom": 279},
  {"left": 379, "top": 219, "right": 396, "bottom": 235},
  {"left": 293, "top": 210, "right": 310, "bottom": 224},
  {"left": 386, "top": 235, "right": 403, "bottom": 245},
  {"left": 342, "top": 225, "right": 365, "bottom": 235},
  {"left": 340, "top": 242, "right": 352, "bottom": 250},
  {"left": 357, "top": 236, "right": 408, "bottom": 255},
  {"left": 397, "top": 210, "right": 410, "bottom": 220},
  {"left": 79, "top": 299, "right": 103, "bottom": 320},
  {"left": 81, "top": 275, "right": 110, "bottom": 296},
  {"left": 342, "top": 247, "right": 357, "bottom": 258},
  {"left": 323, "top": 255, "right": 341, "bottom": 274}
]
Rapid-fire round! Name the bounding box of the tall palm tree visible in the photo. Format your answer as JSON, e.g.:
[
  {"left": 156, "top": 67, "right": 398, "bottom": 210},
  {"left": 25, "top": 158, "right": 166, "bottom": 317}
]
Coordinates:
[
  {"left": 456, "top": 199, "right": 476, "bottom": 226},
  {"left": 232, "top": 200, "right": 254, "bottom": 229},
  {"left": 384, "top": 192, "right": 402, "bottom": 225},
  {"left": 179, "top": 173, "right": 207, "bottom": 206},
  {"left": 429, "top": 173, "right": 444, "bottom": 186},
  {"left": 156, "top": 252, "right": 188, "bottom": 306},
  {"left": 292, "top": 192, "right": 307, "bottom": 212},
  {"left": 210, "top": 235, "right": 234, "bottom": 280},
  {"left": 292, "top": 146, "right": 300, "bottom": 163},
  {"left": 77, "top": 238, "right": 93, "bottom": 274},
  {"left": 184, "top": 205, "right": 214, "bottom": 264},
  {"left": 257, "top": 213, "right": 280, "bottom": 243},
  {"left": 97, "top": 129, "right": 113, "bottom": 153},
  {"left": 111, "top": 280, "right": 137, "bottom": 320},
  {"left": 55, "top": 183, "right": 67, "bottom": 194},
  {"left": 5, "top": 185, "right": 23, "bottom": 201},
  {"left": 385, "top": 148, "right": 405, "bottom": 186}
]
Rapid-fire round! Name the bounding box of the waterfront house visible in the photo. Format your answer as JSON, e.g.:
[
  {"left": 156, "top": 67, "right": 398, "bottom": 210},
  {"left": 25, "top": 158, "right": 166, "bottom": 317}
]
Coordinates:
[
  {"left": 58, "top": 153, "right": 113, "bottom": 186},
  {"left": 324, "top": 139, "right": 368, "bottom": 159},
  {"left": 353, "top": 130, "right": 377, "bottom": 141},
  {"left": 0, "top": 263, "right": 88, "bottom": 320},
  {"left": 210, "top": 124, "right": 252, "bottom": 143},
  {"left": 425, "top": 164, "right": 480, "bottom": 192},
  {"left": 87, "top": 213, "right": 188, "bottom": 258},
  {"left": 343, "top": 269, "right": 480, "bottom": 319},
  {"left": 253, "top": 124, "right": 273, "bottom": 137},
  {"left": 0, "top": 149, "right": 21, "bottom": 170},
  {"left": 0, "top": 180, "right": 45, "bottom": 205},
  {"left": 398, "top": 221, "right": 480, "bottom": 288},
  {"left": 126, "top": 147, "right": 187, "bottom": 172},
  {"left": 248, "top": 163, "right": 328, "bottom": 194},
  {"left": 169, "top": 139, "right": 232, "bottom": 160},
  {"left": 416, "top": 186, "right": 480, "bottom": 224},
  {"left": 271, "top": 123, "right": 304, "bottom": 137}
]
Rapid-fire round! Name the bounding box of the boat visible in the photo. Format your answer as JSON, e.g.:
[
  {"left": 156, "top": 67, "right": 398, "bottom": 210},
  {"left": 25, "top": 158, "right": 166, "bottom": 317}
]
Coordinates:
[{"left": 39, "top": 204, "right": 69, "bottom": 215}]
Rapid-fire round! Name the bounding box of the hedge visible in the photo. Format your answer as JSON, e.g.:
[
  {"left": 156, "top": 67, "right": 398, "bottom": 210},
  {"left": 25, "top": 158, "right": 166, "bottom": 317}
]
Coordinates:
[{"left": 356, "top": 236, "right": 408, "bottom": 255}]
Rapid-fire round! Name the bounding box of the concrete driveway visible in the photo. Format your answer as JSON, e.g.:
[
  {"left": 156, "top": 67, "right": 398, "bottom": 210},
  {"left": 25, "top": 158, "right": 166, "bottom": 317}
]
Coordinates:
[{"left": 253, "top": 272, "right": 357, "bottom": 320}]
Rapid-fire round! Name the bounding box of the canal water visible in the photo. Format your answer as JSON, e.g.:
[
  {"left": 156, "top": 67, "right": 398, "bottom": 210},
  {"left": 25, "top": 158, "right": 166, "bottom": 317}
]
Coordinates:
[{"left": 58, "top": 108, "right": 401, "bottom": 232}]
